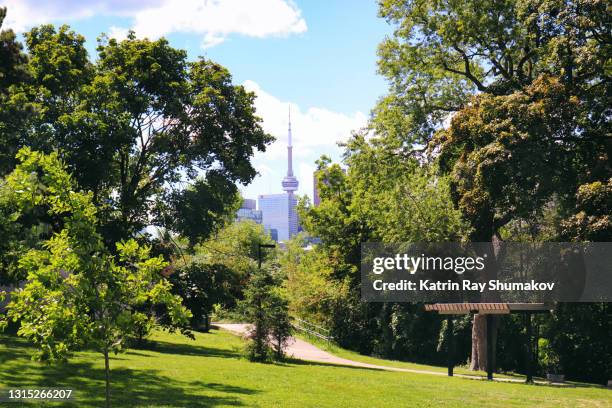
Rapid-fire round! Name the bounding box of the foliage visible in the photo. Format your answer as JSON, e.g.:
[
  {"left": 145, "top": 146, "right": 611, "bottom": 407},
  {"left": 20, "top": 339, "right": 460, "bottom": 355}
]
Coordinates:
[
  {"left": 376, "top": 0, "right": 610, "bottom": 149},
  {"left": 169, "top": 261, "right": 239, "bottom": 331},
  {"left": 281, "top": 234, "right": 348, "bottom": 325},
  {"left": 373, "top": 0, "right": 610, "bottom": 376},
  {"left": 377, "top": 0, "right": 610, "bottom": 240},
  {"left": 436, "top": 76, "right": 574, "bottom": 239},
  {"left": 295, "top": 150, "right": 464, "bottom": 357},
  {"left": 0, "top": 22, "right": 273, "bottom": 247},
  {"left": 538, "top": 338, "right": 561, "bottom": 374},
  {"left": 0, "top": 8, "right": 30, "bottom": 175},
  {"left": 168, "top": 220, "right": 276, "bottom": 330},
  {"left": 268, "top": 294, "right": 293, "bottom": 360},
  {"left": 239, "top": 268, "right": 291, "bottom": 362},
  {"left": 560, "top": 178, "right": 612, "bottom": 241},
  {"left": 192, "top": 220, "right": 276, "bottom": 272},
  {"left": 542, "top": 303, "right": 610, "bottom": 383},
  {"left": 1, "top": 148, "right": 191, "bottom": 407}
]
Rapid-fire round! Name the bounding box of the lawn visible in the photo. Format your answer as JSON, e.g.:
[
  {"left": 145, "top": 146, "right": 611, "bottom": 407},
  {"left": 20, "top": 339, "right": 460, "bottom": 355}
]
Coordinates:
[
  {"left": 0, "top": 329, "right": 610, "bottom": 407},
  {"left": 294, "top": 332, "right": 555, "bottom": 381}
]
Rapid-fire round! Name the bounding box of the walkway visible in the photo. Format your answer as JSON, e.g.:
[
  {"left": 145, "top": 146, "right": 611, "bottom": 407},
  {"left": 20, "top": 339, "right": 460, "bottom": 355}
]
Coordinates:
[{"left": 214, "top": 323, "right": 565, "bottom": 385}]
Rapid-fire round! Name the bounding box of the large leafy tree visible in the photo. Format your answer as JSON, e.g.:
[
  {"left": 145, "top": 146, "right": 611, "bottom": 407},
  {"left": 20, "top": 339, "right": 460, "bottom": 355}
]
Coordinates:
[
  {"left": 0, "top": 22, "right": 272, "bottom": 246},
  {"left": 376, "top": 0, "right": 610, "bottom": 371},
  {"left": 2, "top": 148, "right": 191, "bottom": 408},
  {"left": 376, "top": 0, "right": 610, "bottom": 146}
]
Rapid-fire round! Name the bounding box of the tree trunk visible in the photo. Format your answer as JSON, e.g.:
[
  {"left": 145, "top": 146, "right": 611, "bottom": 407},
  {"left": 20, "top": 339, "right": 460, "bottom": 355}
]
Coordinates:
[
  {"left": 470, "top": 314, "right": 486, "bottom": 371},
  {"left": 470, "top": 238, "right": 502, "bottom": 373},
  {"left": 104, "top": 348, "right": 111, "bottom": 408}
]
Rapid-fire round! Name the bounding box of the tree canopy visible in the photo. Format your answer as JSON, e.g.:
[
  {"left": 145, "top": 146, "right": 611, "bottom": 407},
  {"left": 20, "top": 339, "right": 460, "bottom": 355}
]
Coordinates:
[
  {"left": 291, "top": 0, "right": 610, "bottom": 378},
  {"left": 0, "top": 22, "right": 272, "bottom": 246}
]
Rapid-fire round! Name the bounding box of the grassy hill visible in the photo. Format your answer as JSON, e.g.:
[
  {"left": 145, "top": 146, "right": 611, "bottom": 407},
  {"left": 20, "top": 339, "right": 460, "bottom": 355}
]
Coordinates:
[{"left": 0, "top": 329, "right": 609, "bottom": 407}]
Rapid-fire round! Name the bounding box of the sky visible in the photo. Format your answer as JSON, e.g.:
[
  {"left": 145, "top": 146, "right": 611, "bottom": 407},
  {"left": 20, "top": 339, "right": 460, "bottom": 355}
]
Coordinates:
[{"left": 2, "top": 0, "right": 391, "bottom": 201}]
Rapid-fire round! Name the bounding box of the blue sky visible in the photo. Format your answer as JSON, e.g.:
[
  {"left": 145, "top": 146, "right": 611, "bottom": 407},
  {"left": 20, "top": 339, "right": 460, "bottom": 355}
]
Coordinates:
[{"left": 3, "top": 0, "right": 391, "bottom": 200}]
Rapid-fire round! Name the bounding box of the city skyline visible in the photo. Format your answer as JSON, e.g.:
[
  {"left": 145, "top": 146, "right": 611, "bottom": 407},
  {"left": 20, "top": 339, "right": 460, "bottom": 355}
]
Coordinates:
[{"left": 257, "top": 109, "right": 300, "bottom": 241}]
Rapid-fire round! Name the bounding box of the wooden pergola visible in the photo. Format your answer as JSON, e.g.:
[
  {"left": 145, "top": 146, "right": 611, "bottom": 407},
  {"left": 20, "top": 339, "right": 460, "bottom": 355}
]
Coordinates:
[{"left": 425, "top": 303, "right": 553, "bottom": 382}]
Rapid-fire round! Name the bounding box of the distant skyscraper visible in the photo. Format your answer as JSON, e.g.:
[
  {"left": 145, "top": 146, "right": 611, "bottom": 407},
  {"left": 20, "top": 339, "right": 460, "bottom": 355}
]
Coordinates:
[
  {"left": 258, "top": 193, "right": 297, "bottom": 241},
  {"left": 236, "top": 198, "right": 262, "bottom": 224},
  {"left": 258, "top": 108, "right": 300, "bottom": 241}
]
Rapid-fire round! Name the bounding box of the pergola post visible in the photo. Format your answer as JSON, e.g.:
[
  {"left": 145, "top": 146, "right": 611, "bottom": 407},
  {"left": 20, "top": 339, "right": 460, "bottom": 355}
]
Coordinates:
[
  {"left": 446, "top": 316, "right": 454, "bottom": 376},
  {"left": 525, "top": 312, "right": 533, "bottom": 383},
  {"left": 486, "top": 313, "right": 494, "bottom": 380}
]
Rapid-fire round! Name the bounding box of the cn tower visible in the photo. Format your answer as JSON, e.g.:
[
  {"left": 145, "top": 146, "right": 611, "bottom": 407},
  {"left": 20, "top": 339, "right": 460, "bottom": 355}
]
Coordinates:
[{"left": 281, "top": 107, "right": 299, "bottom": 194}]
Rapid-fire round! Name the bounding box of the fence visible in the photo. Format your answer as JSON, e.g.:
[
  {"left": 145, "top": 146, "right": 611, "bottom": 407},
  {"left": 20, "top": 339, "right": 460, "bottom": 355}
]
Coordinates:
[{"left": 290, "top": 316, "right": 333, "bottom": 342}]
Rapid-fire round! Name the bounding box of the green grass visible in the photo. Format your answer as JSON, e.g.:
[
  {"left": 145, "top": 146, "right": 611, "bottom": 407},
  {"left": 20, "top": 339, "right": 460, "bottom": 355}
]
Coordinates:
[
  {"left": 294, "top": 332, "right": 607, "bottom": 386},
  {"left": 0, "top": 330, "right": 610, "bottom": 407},
  {"left": 294, "top": 332, "right": 525, "bottom": 380}
]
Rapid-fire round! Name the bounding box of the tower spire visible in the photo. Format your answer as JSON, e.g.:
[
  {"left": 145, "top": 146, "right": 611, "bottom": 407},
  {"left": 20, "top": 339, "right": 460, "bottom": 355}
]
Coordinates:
[
  {"left": 287, "top": 106, "right": 293, "bottom": 176},
  {"left": 288, "top": 106, "right": 292, "bottom": 147},
  {"left": 282, "top": 105, "right": 298, "bottom": 194}
]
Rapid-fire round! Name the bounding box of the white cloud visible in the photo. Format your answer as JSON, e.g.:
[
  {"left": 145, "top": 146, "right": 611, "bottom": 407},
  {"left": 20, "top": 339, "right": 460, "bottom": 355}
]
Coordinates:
[
  {"left": 202, "top": 32, "right": 225, "bottom": 49},
  {"left": 1, "top": 0, "right": 306, "bottom": 48},
  {"left": 1, "top": 0, "right": 151, "bottom": 32},
  {"left": 132, "top": 0, "right": 307, "bottom": 47},
  {"left": 239, "top": 80, "right": 367, "bottom": 200},
  {"left": 108, "top": 25, "right": 129, "bottom": 41},
  {"left": 243, "top": 80, "right": 367, "bottom": 161}
]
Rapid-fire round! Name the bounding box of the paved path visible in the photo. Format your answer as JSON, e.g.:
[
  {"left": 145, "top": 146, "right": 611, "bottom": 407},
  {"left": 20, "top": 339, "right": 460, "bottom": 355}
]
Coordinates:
[{"left": 214, "top": 323, "right": 566, "bottom": 385}]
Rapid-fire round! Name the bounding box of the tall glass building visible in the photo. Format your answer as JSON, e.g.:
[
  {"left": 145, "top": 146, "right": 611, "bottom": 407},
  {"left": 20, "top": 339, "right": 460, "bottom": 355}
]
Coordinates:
[
  {"left": 258, "top": 193, "right": 298, "bottom": 242},
  {"left": 258, "top": 108, "right": 300, "bottom": 242}
]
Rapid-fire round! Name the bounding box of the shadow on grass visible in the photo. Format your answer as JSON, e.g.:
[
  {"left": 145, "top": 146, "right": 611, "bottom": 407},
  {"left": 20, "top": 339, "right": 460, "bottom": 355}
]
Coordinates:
[
  {"left": 0, "top": 334, "right": 257, "bottom": 407},
  {"left": 134, "top": 339, "right": 241, "bottom": 359},
  {"left": 189, "top": 382, "right": 258, "bottom": 395}
]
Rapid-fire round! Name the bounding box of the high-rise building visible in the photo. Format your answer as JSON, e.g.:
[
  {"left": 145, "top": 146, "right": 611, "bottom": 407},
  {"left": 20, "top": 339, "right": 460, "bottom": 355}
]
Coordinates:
[
  {"left": 236, "top": 198, "right": 262, "bottom": 224},
  {"left": 258, "top": 193, "right": 297, "bottom": 241},
  {"left": 258, "top": 108, "right": 300, "bottom": 241}
]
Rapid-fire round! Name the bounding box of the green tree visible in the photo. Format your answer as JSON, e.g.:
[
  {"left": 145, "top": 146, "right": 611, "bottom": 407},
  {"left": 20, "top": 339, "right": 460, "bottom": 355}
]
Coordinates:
[
  {"left": 296, "top": 148, "right": 466, "bottom": 356},
  {"left": 240, "top": 267, "right": 291, "bottom": 362},
  {"left": 268, "top": 294, "right": 293, "bottom": 360},
  {"left": 167, "top": 220, "right": 275, "bottom": 331},
  {"left": 0, "top": 23, "right": 273, "bottom": 246},
  {"left": 240, "top": 269, "right": 274, "bottom": 362},
  {"left": 560, "top": 178, "right": 612, "bottom": 241},
  {"left": 2, "top": 148, "right": 191, "bottom": 408},
  {"left": 281, "top": 233, "right": 346, "bottom": 326},
  {"left": 376, "top": 0, "right": 610, "bottom": 372},
  {"left": 193, "top": 220, "right": 276, "bottom": 272},
  {"left": 170, "top": 261, "right": 239, "bottom": 331}
]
